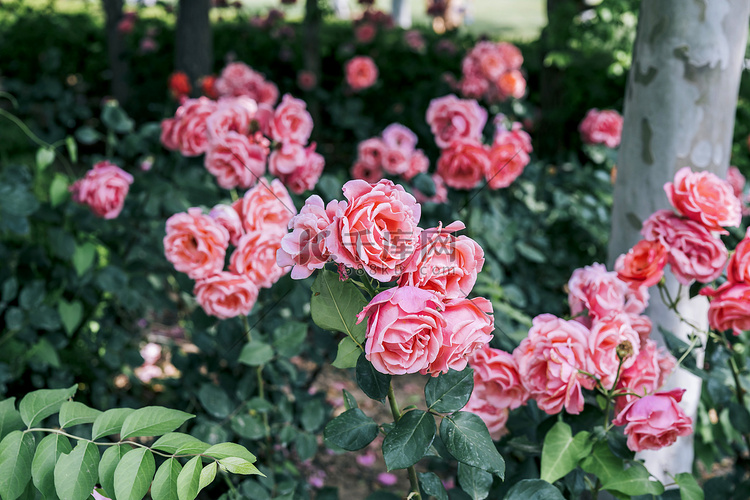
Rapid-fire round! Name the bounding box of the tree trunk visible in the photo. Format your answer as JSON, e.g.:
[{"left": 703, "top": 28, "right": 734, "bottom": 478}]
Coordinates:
[
  {"left": 102, "top": 0, "right": 128, "bottom": 106},
  {"left": 392, "top": 0, "right": 412, "bottom": 28},
  {"left": 608, "top": 0, "right": 750, "bottom": 481},
  {"left": 175, "top": 0, "right": 213, "bottom": 93},
  {"left": 304, "top": 0, "right": 322, "bottom": 136}
]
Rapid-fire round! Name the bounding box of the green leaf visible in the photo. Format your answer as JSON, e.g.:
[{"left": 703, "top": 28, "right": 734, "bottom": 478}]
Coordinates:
[
  {"left": 49, "top": 174, "right": 70, "bottom": 208},
  {"left": 197, "top": 384, "right": 233, "bottom": 419},
  {"left": 458, "top": 463, "right": 493, "bottom": 500},
  {"left": 332, "top": 337, "right": 362, "bottom": 369},
  {"left": 198, "top": 461, "right": 217, "bottom": 491},
  {"left": 230, "top": 414, "right": 265, "bottom": 440},
  {"left": 152, "top": 433, "right": 209, "bottom": 455},
  {"left": 580, "top": 442, "right": 663, "bottom": 496},
  {"left": 272, "top": 322, "right": 307, "bottom": 358},
  {"left": 729, "top": 402, "right": 750, "bottom": 433},
  {"left": 503, "top": 479, "right": 564, "bottom": 499},
  {"left": 176, "top": 456, "right": 201, "bottom": 500},
  {"left": 342, "top": 390, "right": 358, "bottom": 410},
  {"left": 311, "top": 270, "right": 367, "bottom": 344},
  {"left": 300, "top": 399, "right": 326, "bottom": 433},
  {"left": 440, "top": 412, "right": 505, "bottom": 477},
  {"left": 98, "top": 444, "right": 129, "bottom": 499},
  {"left": 324, "top": 409, "right": 378, "bottom": 451},
  {"left": 54, "top": 441, "right": 99, "bottom": 500},
  {"left": 18, "top": 281, "right": 45, "bottom": 311},
  {"left": 540, "top": 422, "right": 592, "bottom": 484},
  {"left": 383, "top": 410, "right": 436, "bottom": 470},
  {"left": 238, "top": 342, "right": 274, "bottom": 367},
  {"left": 75, "top": 126, "right": 101, "bottom": 145},
  {"left": 418, "top": 472, "right": 448, "bottom": 500},
  {"left": 65, "top": 136, "right": 78, "bottom": 164},
  {"left": 675, "top": 472, "right": 703, "bottom": 500},
  {"left": 31, "top": 433, "right": 72, "bottom": 499},
  {"left": 91, "top": 409, "right": 134, "bottom": 440},
  {"left": 356, "top": 354, "right": 391, "bottom": 402},
  {"left": 19, "top": 385, "right": 77, "bottom": 428},
  {"left": 217, "top": 457, "right": 263, "bottom": 475},
  {"left": 101, "top": 104, "right": 134, "bottom": 134},
  {"left": 57, "top": 300, "right": 83, "bottom": 336},
  {"left": 0, "top": 431, "right": 35, "bottom": 500},
  {"left": 425, "top": 367, "right": 474, "bottom": 413},
  {"left": 152, "top": 458, "right": 182, "bottom": 500},
  {"left": 59, "top": 401, "right": 102, "bottom": 428},
  {"left": 36, "top": 147, "right": 55, "bottom": 171},
  {"left": 72, "top": 243, "right": 97, "bottom": 277},
  {"left": 119, "top": 407, "right": 194, "bottom": 439},
  {"left": 203, "top": 442, "right": 256, "bottom": 463},
  {"left": 0, "top": 398, "right": 24, "bottom": 440},
  {"left": 114, "top": 448, "right": 155, "bottom": 500}
]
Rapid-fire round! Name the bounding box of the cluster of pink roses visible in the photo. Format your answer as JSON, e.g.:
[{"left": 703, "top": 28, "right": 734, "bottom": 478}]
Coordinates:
[
  {"left": 350, "top": 123, "right": 429, "bottom": 184},
  {"left": 70, "top": 161, "right": 134, "bottom": 219},
  {"left": 160, "top": 62, "right": 324, "bottom": 195},
  {"left": 278, "top": 180, "right": 494, "bottom": 376},
  {"left": 426, "top": 94, "right": 532, "bottom": 190},
  {"left": 456, "top": 41, "right": 526, "bottom": 103},
  {"left": 164, "top": 179, "right": 296, "bottom": 319},
  {"left": 345, "top": 56, "right": 379, "bottom": 92},
  {"left": 579, "top": 108, "right": 624, "bottom": 148}
]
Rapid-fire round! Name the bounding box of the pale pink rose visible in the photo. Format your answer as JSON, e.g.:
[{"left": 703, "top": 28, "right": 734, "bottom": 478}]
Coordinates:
[
  {"left": 665, "top": 166, "right": 742, "bottom": 232},
  {"left": 401, "top": 150, "right": 429, "bottom": 181},
  {"left": 614, "top": 339, "right": 661, "bottom": 413},
  {"left": 514, "top": 314, "right": 595, "bottom": 415},
  {"left": 205, "top": 97, "right": 257, "bottom": 142},
  {"left": 269, "top": 93, "right": 313, "bottom": 144},
  {"left": 641, "top": 209, "right": 728, "bottom": 285},
  {"left": 269, "top": 142, "right": 306, "bottom": 176},
  {"left": 194, "top": 272, "right": 259, "bottom": 319},
  {"left": 164, "top": 208, "right": 230, "bottom": 280},
  {"left": 204, "top": 132, "right": 267, "bottom": 189},
  {"left": 463, "top": 400, "right": 509, "bottom": 440},
  {"left": 277, "top": 195, "right": 341, "bottom": 279},
  {"left": 70, "top": 161, "right": 134, "bottom": 219},
  {"left": 496, "top": 70, "right": 526, "bottom": 100},
  {"left": 326, "top": 179, "right": 421, "bottom": 282},
  {"left": 381, "top": 147, "right": 409, "bottom": 175},
  {"left": 701, "top": 282, "right": 750, "bottom": 335},
  {"left": 426, "top": 94, "right": 488, "bottom": 149},
  {"left": 437, "top": 140, "right": 490, "bottom": 190},
  {"left": 345, "top": 56, "right": 378, "bottom": 91},
  {"left": 613, "top": 389, "right": 693, "bottom": 452},
  {"left": 469, "top": 344, "right": 529, "bottom": 411},
  {"left": 728, "top": 166, "right": 746, "bottom": 198},
  {"left": 568, "top": 263, "right": 630, "bottom": 321},
  {"left": 728, "top": 228, "right": 750, "bottom": 283},
  {"left": 588, "top": 315, "right": 641, "bottom": 390},
  {"left": 140, "top": 343, "right": 162, "bottom": 365},
  {"left": 382, "top": 123, "right": 418, "bottom": 152},
  {"left": 233, "top": 178, "right": 297, "bottom": 233},
  {"left": 357, "top": 137, "right": 387, "bottom": 167},
  {"left": 579, "top": 109, "right": 623, "bottom": 148},
  {"left": 414, "top": 174, "right": 448, "bottom": 204},
  {"left": 277, "top": 143, "right": 325, "bottom": 195},
  {"left": 398, "top": 221, "right": 484, "bottom": 299},
  {"left": 209, "top": 204, "right": 244, "bottom": 246},
  {"left": 230, "top": 230, "right": 287, "bottom": 288},
  {"left": 350, "top": 161, "right": 384, "bottom": 183},
  {"left": 170, "top": 97, "right": 218, "bottom": 156},
  {"left": 215, "top": 62, "right": 279, "bottom": 105},
  {"left": 357, "top": 286, "right": 445, "bottom": 375},
  {"left": 628, "top": 314, "right": 653, "bottom": 345},
  {"left": 427, "top": 297, "right": 494, "bottom": 375},
  {"left": 623, "top": 285, "right": 650, "bottom": 316}
]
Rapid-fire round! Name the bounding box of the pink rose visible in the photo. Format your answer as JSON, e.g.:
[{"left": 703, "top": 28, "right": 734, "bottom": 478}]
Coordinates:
[
  {"left": 381, "top": 147, "right": 409, "bottom": 175},
  {"left": 615, "top": 239, "right": 668, "bottom": 289},
  {"left": 728, "top": 228, "right": 750, "bottom": 283},
  {"left": 427, "top": 297, "right": 494, "bottom": 375},
  {"left": 579, "top": 109, "right": 623, "bottom": 148},
  {"left": 588, "top": 315, "right": 641, "bottom": 390},
  {"left": 140, "top": 343, "right": 162, "bottom": 365},
  {"left": 458, "top": 76, "right": 490, "bottom": 100},
  {"left": 230, "top": 230, "right": 287, "bottom": 288},
  {"left": 514, "top": 314, "right": 595, "bottom": 415},
  {"left": 269, "top": 142, "right": 307, "bottom": 176},
  {"left": 485, "top": 138, "right": 530, "bottom": 189},
  {"left": 401, "top": 150, "right": 429, "bottom": 181},
  {"left": 728, "top": 166, "right": 746, "bottom": 198},
  {"left": 205, "top": 97, "right": 257, "bottom": 142},
  {"left": 345, "top": 56, "right": 378, "bottom": 91},
  {"left": 253, "top": 104, "right": 275, "bottom": 136},
  {"left": 426, "top": 94, "right": 488, "bottom": 148},
  {"left": 701, "top": 282, "right": 750, "bottom": 335},
  {"left": 476, "top": 42, "right": 507, "bottom": 80},
  {"left": 414, "top": 174, "right": 448, "bottom": 204},
  {"left": 326, "top": 179, "right": 421, "bottom": 282},
  {"left": 613, "top": 389, "right": 693, "bottom": 452},
  {"left": 469, "top": 344, "right": 529, "bottom": 411},
  {"left": 160, "top": 118, "right": 179, "bottom": 151},
  {"left": 194, "top": 272, "right": 259, "bottom": 319},
  {"left": 641, "top": 209, "right": 728, "bottom": 285},
  {"left": 257, "top": 81, "right": 280, "bottom": 107},
  {"left": 164, "top": 208, "right": 229, "bottom": 280},
  {"left": 276, "top": 143, "right": 325, "bottom": 195},
  {"left": 297, "top": 70, "right": 317, "bottom": 91},
  {"left": 215, "top": 62, "right": 279, "bottom": 105},
  {"left": 628, "top": 313, "right": 653, "bottom": 345},
  {"left": 496, "top": 70, "right": 526, "bottom": 100},
  {"left": 495, "top": 42, "right": 524, "bottom": 70},
  {"left": 614, "top": 339, "right": 670, "bottom": 413},
  {"left": 169, "top": 97, "right": 218, "bottom": 156},
  {"left": 382, "top": 123, "right": 418, "bottom": 152},
  {"left": 351, "top": 161, "right": 384, "bottom": 183},
  {"left": 358, "top": 137, "right": 387, "bottom": 167},
  {"left": 70, "top": 161, "right": 133, "bottom": 219},
  {"left": 568, "top": 263, "right": 630, "bottom": 321},
  {"left": 437, "top": 140, "right": 490, "bottom": 190},
  {"left": 269, "top": 93, "right": 314, "bottom": 145},
  {"left": 355, "top": 23, "right": 376, "bottom": 43},
  {"left": 665, "top": 166, "right": 742, "bottom": 232},
  {"left": 657, "top": 347, "right": 676, "bottom": 388},
  {"left": 209, "top": 204, "right": 244, "bottom": 246},
  {"left": 357, "top": 286, "right": 445, "bottom": 375},
  {"left": 204, "top": 132, "right": 267, "bottom": 189},
  {"left": 232, "top": 178, "right": 297, "bottom": 234}
]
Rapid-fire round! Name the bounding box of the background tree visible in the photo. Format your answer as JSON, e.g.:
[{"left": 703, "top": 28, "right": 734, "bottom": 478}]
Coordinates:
[
  {"left": 102, "top": 0, "right": 128, "bottom": 105},
  {"left": 175, "top": 0, "right": 213, "bottom": 93}
]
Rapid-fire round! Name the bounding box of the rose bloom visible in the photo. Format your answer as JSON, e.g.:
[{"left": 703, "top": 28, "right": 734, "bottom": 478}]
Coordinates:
[
  {"left": 345, "top": 56, "right": 379, "bottom": 91},
  {"left": 514, "top": 314, "right": 595, "bottom": 415},
  {"left": 414, "top": 174, "right": 448, "bottom": 204},
  {"left": 613, "top": 389, "right": 693, "bottom": 452},
  {"left": 657, "top": 347, "right": 676, "bottom": 388},
  {"left": 168, "top": 71, "right": 192, "bottom": 98},
  {"left": 579, "top": 108, "right": 623, "bottom": 148},
  {"left": 614, "top": 339, "right": 663, "bottom": 412},
  {"left": 351, "top": 161, "right": 384, "bottom": 183},
  {"left": 398, "top": 221, "right": 484, "bottom": 299},
  {"left": 382, "top": 123, "right": 418, "bottom": 153},
  {"left": 205, "top": 97, "right": 257, "bottom": 142},
  {"left": 357, "top": 137, "right": 387, "bottom": 167},
  {"left": 459, "top": 76, "right": 490, "bottom": 101},
  {"left": 615, "top": 239, "right": 668, "bottom": 289},
  {"left": 728, "top": 228, "right": 750, "bottom": 283},
  {"left": 485, "top": 136, "right": 530, "bottom": 189},
  {"left": 437, "top": 140, "right": 490, "bottom": 190},
  {"left": 194, "top": 272, "right": 260, "bottom": 319},
  {"left": 276, "top": 143, "right": 325, "bottom": 195},
  {"left": 568, "top": 263, "right": 630, "bottom": 321},
  {"left": 404, "top": 30, "right": 426, "bottom": 51},
  {"left": 496, "top": 69, "right": 526, "bottom": 100},
  {"left": 425, "top": 94, "right": 488, "bottom": 149},
  {"left": 641, "top": 209, "right": 727, "bottom": 285},
  {"left": 209, "top": 204, "right": 243, "bottom": 246},
  {"left": 701, "top": 282, "right": 750, "bottom": 335},
  {"left": 381, "top": 147, "right": 409, "bottom": 176},
  {"left": 269, "top": 142, "right": 307, "bottom": 176},
  {"left": 427, "top": 297, "right": 494, "bottom": 375},
  {"left": 163, "top": 97, "right": 218, "bottom": 156},
  {"left": 728, "top": 166, "right": 746, "bottom": 199},
  {"left": 628, "top": 313, "right": 653, "bottom": 345},
  {"left": 495, "top": 42, "right": 524, "bottom": 70},
  {"left": 665, "top": 166, "right": 742, "bottom": 232},
  {"left": 230, "top": 230, "right": 287, "bottom": 288},
  {"left": 269, "top": 93, "right": 314, "bottom": 145},
  {"left": 401, "top": 150, "right": 430, "bottom": 181},
  {"left": 355, "top": 23, "right": 377, "bottom": 43},
  {"left": 163, "top": 208, "right": 230, "bottom": 280},
  {"left": 215, "top": 62, "right": 279, "bottom": 105},
  {"left": 297, "top": 70, "right": 317, "bottom": 91},
  {"left": 204, "top": 132, "right": 267, "bottom": 190},
  {"left": 588, "top": 315, "right": 641, "bottom": 390},
  {"left": 232, "top": 178, "right": 297, "bottom": 234},
  {"left": 277, "top": 195, "right": 342, "bottom": 279},
  {"left": 469, "top": 344, "right": 529, "bottom": 411},
  {"left": 326, "top": 179, "right": 421, "bottom": 282},
  {"left": 200, "top": 75, "right": 219, "bottom": 99},
  {"left": 70, "top": 161, "right": 134, "bottom": 219},
  {"left": 357, "top": 287, "right": 445, "bottom": 375}
]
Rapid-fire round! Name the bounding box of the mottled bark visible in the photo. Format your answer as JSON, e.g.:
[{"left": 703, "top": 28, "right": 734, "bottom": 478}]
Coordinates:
[
  {"left": 392, "top": 0, "right": 412, "bottom": 28},
  {"left": 175, "top": 0, "right": 213, "bottom": 92},
  {"left": 608, "top": 0, "right": 750, "bottom": 480},
  {"left": 102, "top": 0, "right": 128, "bottom": 105}
]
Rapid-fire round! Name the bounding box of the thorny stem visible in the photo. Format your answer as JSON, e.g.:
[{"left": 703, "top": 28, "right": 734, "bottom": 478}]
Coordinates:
[{"left": 386, "top": 383, "right": 422, "bottom": 500}]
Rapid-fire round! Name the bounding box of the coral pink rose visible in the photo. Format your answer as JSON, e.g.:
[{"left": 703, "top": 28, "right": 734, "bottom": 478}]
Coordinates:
[
  {"left": 496, "top": 42, "right": 524, "bottom": 70},
  {"left": 427, "top": 297, "right": 494, "bottom": 375},
  {"left": 485, "top": 138, "right": 530, "bottom": 189},
  {"left": 204, "top": 132, "right": 267, "bottom": 190},
  {"left": 205, "top": 97, "right": 257, "bottom": 142},
  {"left": 414, "top": 174, "right": 448, "bottom": 204},
  {"left": 277, "top": 143, "right": 325, "bottom": 195},
  {"left": 615, "top": 239, "right": 668, "bottom": 289},
  {"left": 230, "top": 230, "right": 287, "bottom": 288},
  {"left": 514, "top": 314, "right": 595, "bottom": 415},
  {"left": 345, "top": 56, "right": 378, "bottom": 91},
  {"left": 70, "top": 161, "right": 134, "bottom": 219},
  {"left": 641, "top": 209, "right": 727, "bottom": 285},
  {"left": 233, "top": 178, "right": 297, "bottom": 234},
  {"left": 382, "top": 123, "right": 418, "bottom": 152},
  {"left": 381, "top": 147, "right": 409, "bottom": 175},
  {"left": 614, "top": 339, "right": 665, "bottom": 412},
  {"left": 588, "top": 315, "right": 641, "bottom": 390},
  {"left": 194, "top": 272, "right": 259, "bottom": 319},
  {"left": 496, "top": 70, "right": 526, "bottom": 100},
  {"left": 437, "top": 140, "right": 490, "bottom": 190},
  {"left": 164, "top": 208, "right": 229, "bottom": 279},
  {"left": 568, "top": 263, "right": 630, "bottom": 321},
  {"left": 665, "top": 167, "right": 742, "bottom": 231},
  {"left": 401, "top": 150, "right": 429, "bottom": 181},
  {"left": 209, "top": 204, "right": 244, "bottom": 246},
  {"left": 170, "top": 97, "right": 218, "bottom": 156},
  {"left": 426, "top": 94, "right": 488, "bottom": 148},
  {"left": 398, "top": 221, "right": 484, "bottom": 299},
  {"left": 215, "top": 62, "right": 279, "bottom": 105},
  {"left": 269, "top": 93, "right": 314, "bottom": 145},
  {"left": 351, "top": 161, "right": 384, "bottom": 183},
  {"left": 469, "top": 344, "right": 529, "bottom": 411},
  {"left": 728, "top": 228, "right": 750, "bottom": 283},
  {"left": 728, "top": 166, "right": 746, "bottom": 198},
  {"left": 357, "top": 286, "right": 446, "bottom": 375},
  {"left": 160, "top": 118, "right": 179, "bottom": 151},
  {"left": 579, "top": 109, "right": 623, "bottom": 148},
  {"left": 326, "top": 179, "right": 421, "bottom": 281},
  {"left": 613, "top": 389, "right": 693, "bottom": 452},
  {"left": 701, "top": 282, "right": 750, "bottom": 335},
  {"left": 269, "top": 142, "right": 307, "bottom": 176}
]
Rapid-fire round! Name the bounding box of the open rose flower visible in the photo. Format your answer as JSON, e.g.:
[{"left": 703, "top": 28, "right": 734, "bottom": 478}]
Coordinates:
[
  {"left": 701, "top": 282, "right": 750, "bottom": 335},
  {"left": 401, "top": 150, "right": 430, "bottom": 181},
  {"left": 233, "top": 178, "right": 297, "bottom": 234},
  {"left": 381, "top": 147, "right": 409, "bottom": 175},
  {"left": 277, "top": 143, "right": 325, "bottom": 195},
  {"left": 382, "top": 123, "right": 418, "bottom": 152},
  {"left": 215, "top": 62, "right": 279, "bottom": 105},
  {"left": 568, "top": 263, "right": 630, "bottom": 322},
  {"left": 205, "top": 97, "right": 257, "bottom": 142},
  {"left": 588, "top": 315, "right": 640, "bottom": 390},
  {"left": 357, "top": 287, "right": 445, "bottom": 375},
  {"left": 613, "top": 389, "right": 693, "bottom": 452},
  {"left": 357, "top": 137, "right": 386, "bottom": 167},
  {"left": 579, "top": 109, "right": 623, "bottom": 148},
  {"left": 194, "top": 272, "right": 259, "bottom": 319},
  {"left": 164, "top": 208, "right": 229, "bottom": 280},
  {"left": 437, "top": 140, "right": 490, "bottom": 190},
  {"left": 615, "top": 239, "right": 668, "bottom": 289},
  {"left": 664, "top": 167, "right": 741, "bottom": 232},
  {"left": 614, "top": 339, "right": 662, "bottom": 412},
  {"left": 469, "top": 344, "right": 528, "bottom": 411},
  {"left": 209, "top": 204, "right": 244, "bottom": 246},
  {"left": 70, "top": 161, "right": 134, "bottom": 219},
  {"left": 486, "top": 138, "right": 530, "bottom": 189},
  {"left": 162, "top": 97, "right": 218, "bottom": 156},
  {"left": 269, "top": 142, "right": 307, "bottom": 176},
  {"left": 728, "top": 166, "right": 746, "bottom": 198},
  {"left": 426, "top": 94, "right": 488, "bottom": 148},
  {"left": 345, "top": 56, "right": 378, "bottom": 91},
  {"left": 728, "top": 228, "right": 750, "bottom": 283},
  {"left": 351, "top": 161, "right": 383, "bottom": 183},
  {"left": 496, "top": 69, "right": 526, "bottom": 100},
  {"left": 269, "top": 93, "right": 313, "bottom": 145},
  {"left": 204, "top": 132, "right": 267, "bottom": 189},
  {"left": 230, "top": 230, "right": 287, "bottom": 288}
]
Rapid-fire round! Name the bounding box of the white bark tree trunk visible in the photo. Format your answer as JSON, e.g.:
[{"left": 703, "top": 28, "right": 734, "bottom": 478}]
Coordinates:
[
  {"left": 392, "top": 0, "right": 412, "bottom": 28},
  {"left": 608, "top": 0, "right": 750, "bottom": 482}
]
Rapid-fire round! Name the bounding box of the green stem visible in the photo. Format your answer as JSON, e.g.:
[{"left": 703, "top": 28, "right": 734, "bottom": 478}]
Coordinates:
[
  {"left": 242, "top": 316, "right": 252, "bottom": 344},
  {"left": 0, "top": 108, "right": 76, "bottom": 176},
  {"left": 361, "top": 275, "right": 378, "bottom": 299},
  {"left": 386, "top": 383, "right": 422, "bottom": 500}
]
